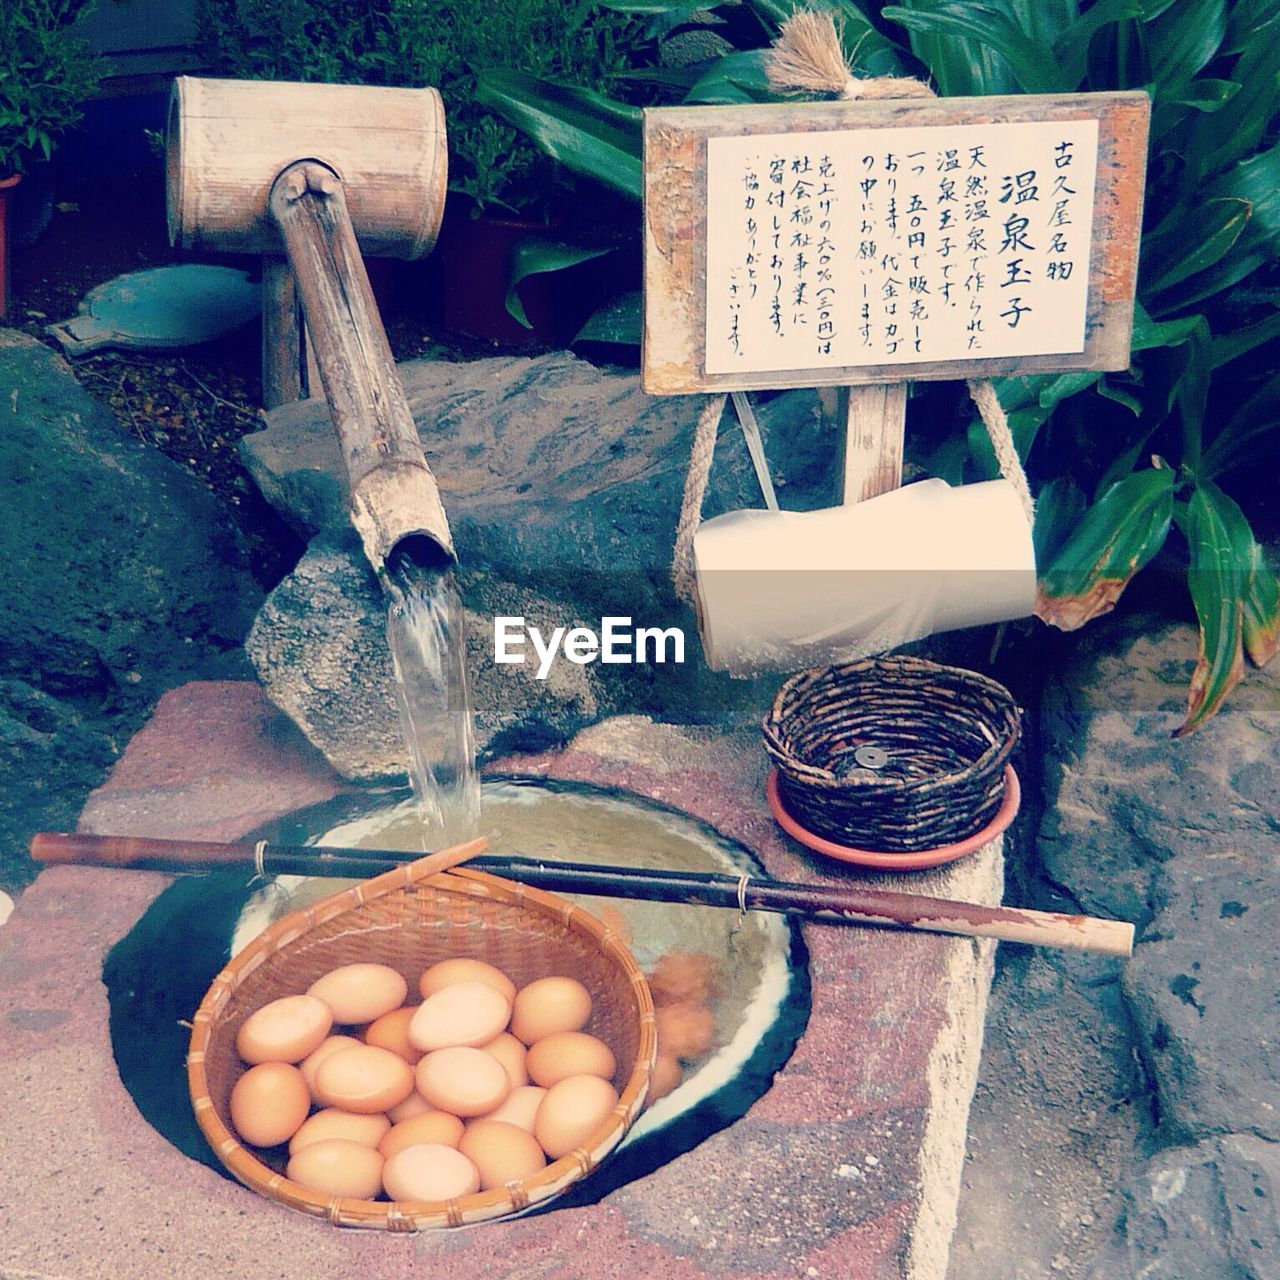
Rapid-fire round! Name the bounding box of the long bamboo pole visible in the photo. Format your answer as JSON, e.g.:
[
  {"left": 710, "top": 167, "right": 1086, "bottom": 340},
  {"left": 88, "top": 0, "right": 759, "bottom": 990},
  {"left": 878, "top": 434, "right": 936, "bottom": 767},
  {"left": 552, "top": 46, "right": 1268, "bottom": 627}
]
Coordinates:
[{"left": 30, "top": 832, "right": 1134, "bottom": 958}]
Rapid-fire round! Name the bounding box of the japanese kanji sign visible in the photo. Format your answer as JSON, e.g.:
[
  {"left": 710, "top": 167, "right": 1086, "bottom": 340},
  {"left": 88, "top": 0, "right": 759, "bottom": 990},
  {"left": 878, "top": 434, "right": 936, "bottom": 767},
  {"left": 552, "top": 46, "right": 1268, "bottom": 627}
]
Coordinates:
[{"left": 642, "top": 93, "right": 1149, "bottom": 395}]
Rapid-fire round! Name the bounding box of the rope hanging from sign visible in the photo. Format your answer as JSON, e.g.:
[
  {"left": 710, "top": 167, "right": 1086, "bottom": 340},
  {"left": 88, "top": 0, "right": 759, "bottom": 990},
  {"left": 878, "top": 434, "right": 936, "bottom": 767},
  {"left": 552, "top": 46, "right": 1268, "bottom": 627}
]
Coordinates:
[{"left": 670, "top": 9, "right": 1036, "bottom": 609}]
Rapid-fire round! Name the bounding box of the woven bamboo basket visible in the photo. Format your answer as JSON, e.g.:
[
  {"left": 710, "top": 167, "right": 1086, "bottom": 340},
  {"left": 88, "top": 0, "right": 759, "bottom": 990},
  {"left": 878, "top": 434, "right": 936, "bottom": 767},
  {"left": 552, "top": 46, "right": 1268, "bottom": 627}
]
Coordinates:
[
  {"left": 188, "top": 845, "right": 657, "bottom": 1229},
  {"left": 762, "top": 655, "right": 1021, "bottom": 853}
]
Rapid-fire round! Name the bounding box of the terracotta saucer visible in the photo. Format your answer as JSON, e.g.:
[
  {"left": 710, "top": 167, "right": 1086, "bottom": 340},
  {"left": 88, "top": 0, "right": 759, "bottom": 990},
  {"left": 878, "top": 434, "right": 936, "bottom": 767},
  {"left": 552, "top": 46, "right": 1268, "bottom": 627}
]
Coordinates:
[{"left": 766, "top": 764, "right": 1020, "bottom": 871}]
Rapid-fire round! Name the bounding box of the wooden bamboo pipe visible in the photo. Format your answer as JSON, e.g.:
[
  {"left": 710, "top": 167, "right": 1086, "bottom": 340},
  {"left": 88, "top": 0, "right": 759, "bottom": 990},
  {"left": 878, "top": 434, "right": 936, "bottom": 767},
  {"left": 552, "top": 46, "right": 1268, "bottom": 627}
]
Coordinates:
[
  {"left": 31, "top": 831, "right": 1135, "bottom": 958},
  {"left": 268, "top": 160, "right": 453, "bottom": 573},
  {"left": 165, "top": 79, "right": 453, "bottom": 572}
]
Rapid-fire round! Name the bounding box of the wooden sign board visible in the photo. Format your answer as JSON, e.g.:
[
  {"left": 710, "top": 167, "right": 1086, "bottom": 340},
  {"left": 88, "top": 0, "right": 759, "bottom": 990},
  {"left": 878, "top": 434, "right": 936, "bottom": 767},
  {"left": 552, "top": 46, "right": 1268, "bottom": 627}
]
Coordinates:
[{"left": 642, "top": 91, "right": 1149, "bottom": 395}]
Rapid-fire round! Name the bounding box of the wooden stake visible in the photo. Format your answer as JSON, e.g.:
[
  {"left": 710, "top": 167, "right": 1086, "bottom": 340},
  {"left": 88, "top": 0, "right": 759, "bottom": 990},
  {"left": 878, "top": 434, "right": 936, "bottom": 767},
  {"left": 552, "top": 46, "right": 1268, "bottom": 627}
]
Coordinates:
[
  {"left": 842, "top": 382, "right": 908, "bottom": 504},
  {"left": 260, "top": 255, "right": 304, "bottom": 409}
]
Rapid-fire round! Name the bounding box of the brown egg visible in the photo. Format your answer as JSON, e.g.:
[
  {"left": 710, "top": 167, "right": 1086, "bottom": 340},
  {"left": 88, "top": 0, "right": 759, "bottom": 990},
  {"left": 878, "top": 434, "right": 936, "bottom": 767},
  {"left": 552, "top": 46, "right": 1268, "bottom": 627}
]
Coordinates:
[
  {"left": 382, "top": 1143, "right": 480, "bottom": 1202},
  {"left": 364, "top": 1006, "right": 423, "bottom": 1064},
  {"left": 387, "top": 1092, "right": 431, "bottom": 1124},
  {"left": 526, "top": 1032, "right": 616, "bottom": 1088},
  {"left": 655, "top": 1002, "right": 716, "bottom": 1061},
  {"left": 379, "top": 1109, "right": 466, "bottom": 1160},
  {"left": 483, "top": 1085, "right": 546, "bottom": 1134},
  {"left": 481, "top": 1032, "right": 529, "bottom": 1090},
  {"left": 235, "top": 994, "right": 333, "bottom": 1065},
  {"left": 647, "top": 1052, "right": 683, "bottom": 1105},
  {"left": 287, "top": 1139, "right": 384, "bottom": 1199},
  {"left": 459, "top": 1119, "right": 546, "bottom": 1190},
  {"left": 418, "top": 958, "right": 516, "bottom": 1003},
  {"left": 313, "top": 1045, "right": 415, "bottom": 1114},
  {"left": 595, "top": 903, "right": 633, "bottom": 947},
  {"left": 229, "top": 1062, "right": 311, "bottom": 1148},
  {"left": 289, "top": 1107, "right": 390, "bottom": 1155},
  {"left": 510, "top": 976, "right": 592, "bottom": 1045},
  {"left": 648, "top": 951, "right": 721, "bottom": 1007},
  {"left": 416, "top": 1047, "right": 510, "bottom": 1118},
  {"left": 299, "top": 1035, "right": 363, "bottom": 1097},
  {"left": 308, "top": 963, "right": 408, "bottom": 1024},
  {"left": 534, "top": 1074, "right": 619, "bottom": 1160},
  {"left": 408, "top": 981, "right": 511, "bottom": 1053}
]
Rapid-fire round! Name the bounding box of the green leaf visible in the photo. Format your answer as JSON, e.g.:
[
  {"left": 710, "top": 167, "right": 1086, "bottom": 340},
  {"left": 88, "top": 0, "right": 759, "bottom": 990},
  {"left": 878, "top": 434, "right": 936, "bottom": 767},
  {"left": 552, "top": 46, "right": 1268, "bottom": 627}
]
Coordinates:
[
  {"left": 884, "top": 2, "right": 1059, "bottom": 93},
  {"left": 1031, "top": 475, "right": 1087, "bottom": 568},
  {"left": 474, "top": 71, "right": 643, "bottom": 202},
  {"left": 1145, "top": 0, "right": 1226, "bottom": 92},
  {"left": 1096, "top": 375, "right": 1145, "bottom": 416},
  {"left": 1141, "top": 197, "right": 1250, "bottom": 295},
  {"left": 1162, "top": 77, "right": 1240, "bottom": 112},
  {"left": 504, "top": 237, "right": 616, "bottom": 328},
  {"left": 1181, "top": 19, "right": 1280, "bottom": 183},
  {"left": 1210, "top": 304, "right": 1280, "bottom": 370},
  {"left": 1037, "top": 371, "right": 1104, "bottom": 409},
  {"left": 597, "top": 0, "right": 704, "bottom": 11},
  {"left": 685, "top": 49, "right": 776, "bottom": 104},
  {"left": 1036, "top": 467, "right": 1175, "bottom": 630},
  {"left": 1173, "top": 480, "right": 1251, "bottom": 735},
  {"left": 825, "top": 0, "right": 909, "bottom": 77},
  {"left": 1127, "top": 304, "right": 1207, "bottom": 353},
  {"left": 1201, "top": 370, "right": 1280, "bottom": 479},
  {"left": 1052, "top": 0, "right": 1145, "bottom": 86},
  {"left": 573, "top": 289, "right": 643, "bottom": 346},
  {"left": 1243, "top": 539, "right": 1280, "bottom": 668},
  {"left": 1203, "top": 142, "right": 1280, "bottom": 260}
]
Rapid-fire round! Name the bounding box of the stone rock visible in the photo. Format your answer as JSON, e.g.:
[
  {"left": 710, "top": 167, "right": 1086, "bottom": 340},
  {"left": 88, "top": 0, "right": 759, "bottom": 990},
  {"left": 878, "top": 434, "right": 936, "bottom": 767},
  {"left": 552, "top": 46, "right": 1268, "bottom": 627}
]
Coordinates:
[
  {"left": 0, "top": 679, "right": 118, "bottom": 886},
  {"left": 245, "top": 531, "right": 607, "bottom": 781},
  {"left": 1037, "top": 611, "right": 1280, "bottom": 1143},
  {"left": 238, "top": 351, "right": 834, "bottom": 601},
  {"left": 0, "top": 332, "right": 263, "bottom": 889},
  {"left": 1121, "top": 1134, "right": 1280, "bottom": 1280},
  {"left": 0, "top": 332, "right": 260, "bottom": 707}
]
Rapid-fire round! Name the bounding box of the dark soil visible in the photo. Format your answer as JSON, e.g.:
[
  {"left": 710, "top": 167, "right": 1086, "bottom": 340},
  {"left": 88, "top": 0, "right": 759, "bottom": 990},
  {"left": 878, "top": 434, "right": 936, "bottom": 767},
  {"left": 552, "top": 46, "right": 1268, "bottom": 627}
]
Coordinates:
[{"left": 6, "top": 166, "right": 553, "bottom": 590}]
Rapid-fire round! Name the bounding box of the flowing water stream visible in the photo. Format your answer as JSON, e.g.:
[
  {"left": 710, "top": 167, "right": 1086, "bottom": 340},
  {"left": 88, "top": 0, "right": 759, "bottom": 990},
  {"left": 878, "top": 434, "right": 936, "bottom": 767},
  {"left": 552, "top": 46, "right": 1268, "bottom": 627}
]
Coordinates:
[{"left": 384, "top": 557, "right": 480, "bottom": 848}]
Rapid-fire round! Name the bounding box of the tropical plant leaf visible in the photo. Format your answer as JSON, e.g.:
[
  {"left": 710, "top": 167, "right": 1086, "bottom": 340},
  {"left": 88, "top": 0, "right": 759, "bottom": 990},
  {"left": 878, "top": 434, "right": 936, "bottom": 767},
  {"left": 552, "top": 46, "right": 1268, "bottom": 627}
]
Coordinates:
[
  {"left": 825, "top": 0, "right": 910, "bottom": 77},
  {"left": 475, "top": 71, "right": 643, "bottom": 202},
  {"left": 1144, "top": 0, "right": 1226, "bottom": 92},
  {"left": 1173, "top": 480, "right": 1253, "bottom": 736},
  {"left": 1036, "top": 466, "right": 1175, "bottom": 630},
  {"left": 1052, "top": 0, "right": 1145, "bottom": 87},
  {"left": 1140, "top": 198, "right": 1250, "bottom": 296},
  {"left": 686, "top": 49, "right": 776, "bottom": 103},
  {"left": 1243, "top": 539, "right": 1280, "bottom": 668},
  {"left": 1210, "top": 301, "right": 1280, "bottom": 369},
  {"left": 1204, "top": 142, "right": 1280, "bottom": 260},
  {"left": 1031, "top": 474, "right": 1087, "bottom": 568},
  {"left": 504, "top": 237, "right": 617, "bottom": 327},
  {"left": 1163, "top": 77, "right": 1240, "bottom": 111},
  {"left": 573, "top": 289, "right": 643, "bottom": 345},
  {"left": 883, "top": 2, "right": 1059, "bottom": 93},
  {"left": 1201, "top": 370, "right": 1280, "bottom": 479}
]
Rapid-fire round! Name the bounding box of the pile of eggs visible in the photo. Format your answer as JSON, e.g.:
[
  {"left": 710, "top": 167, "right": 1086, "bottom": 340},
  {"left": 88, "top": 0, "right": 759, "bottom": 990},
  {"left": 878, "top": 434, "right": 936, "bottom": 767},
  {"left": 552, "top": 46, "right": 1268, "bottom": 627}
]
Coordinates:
[{"left": 227, "top": 957, "right": 639, "bottom": 1202}]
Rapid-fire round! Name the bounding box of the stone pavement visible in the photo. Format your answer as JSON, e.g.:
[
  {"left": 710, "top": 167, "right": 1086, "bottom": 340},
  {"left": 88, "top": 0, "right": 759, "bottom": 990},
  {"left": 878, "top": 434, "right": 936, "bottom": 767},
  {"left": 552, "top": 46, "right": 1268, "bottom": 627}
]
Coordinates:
[{"left": 1, "top": 680, "right": 1003, "bottom": 1280}]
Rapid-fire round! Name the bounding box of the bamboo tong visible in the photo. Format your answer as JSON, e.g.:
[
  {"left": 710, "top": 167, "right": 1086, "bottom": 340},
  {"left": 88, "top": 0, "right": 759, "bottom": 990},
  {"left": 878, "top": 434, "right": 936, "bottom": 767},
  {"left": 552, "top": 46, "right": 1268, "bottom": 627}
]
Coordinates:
[{"left": 30, "top": 831, "right": 1134, "bottom": 958}]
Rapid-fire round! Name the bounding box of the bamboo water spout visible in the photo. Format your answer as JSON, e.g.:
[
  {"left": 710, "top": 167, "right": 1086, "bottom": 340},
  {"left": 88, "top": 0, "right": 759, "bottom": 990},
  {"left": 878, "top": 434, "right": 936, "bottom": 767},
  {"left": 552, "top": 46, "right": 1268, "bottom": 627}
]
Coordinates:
[
  {"left": 268, "top": 160, "right": 454, "bottom": 574},
  {"left": 166, "top": 77, "right": 454, "bottom": 574}
]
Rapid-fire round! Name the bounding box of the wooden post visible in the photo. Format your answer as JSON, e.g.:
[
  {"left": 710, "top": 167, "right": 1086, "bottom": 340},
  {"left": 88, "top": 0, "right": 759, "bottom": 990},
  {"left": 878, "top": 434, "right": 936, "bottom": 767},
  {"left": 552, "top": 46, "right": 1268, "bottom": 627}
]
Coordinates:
[
  {"left": 268, "top": 160, "right": 453, "bottom": 571},
  {"left": 842, "top": 383, "right": 908, "bottom": 504},
  {"left": 260, "top": 255, "right": 304, "bottom": 409}
]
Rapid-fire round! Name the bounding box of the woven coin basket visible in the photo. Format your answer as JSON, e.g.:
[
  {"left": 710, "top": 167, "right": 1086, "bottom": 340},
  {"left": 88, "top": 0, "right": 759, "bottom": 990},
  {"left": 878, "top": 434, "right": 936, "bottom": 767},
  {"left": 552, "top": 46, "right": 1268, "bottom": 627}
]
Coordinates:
[
  {"left": 762, "top": 655, "right": 1021, "bottom": 853},
  {"left": 188, "top": 850, "right": 657, "bottom": 1229}
]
